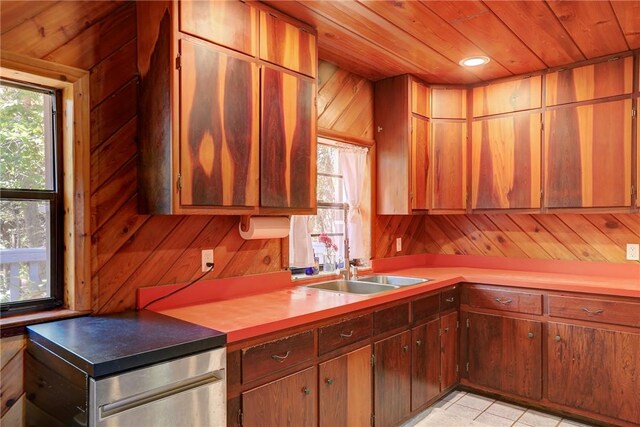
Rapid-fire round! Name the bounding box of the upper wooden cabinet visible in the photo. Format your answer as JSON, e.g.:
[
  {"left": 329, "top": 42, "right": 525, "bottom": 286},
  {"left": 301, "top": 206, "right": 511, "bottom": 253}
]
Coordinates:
[
  {"left": 473, "top": 76, "right": 542, "bottom": 117},
  {"left": 411, "top": 80, "right": 429, "bottom": 118},
  {"left": 431, "top": 88, "right": 466, "bottom": 120},
  {"left": 375, "top": 75, "right": 430, "bottom": 214},
  {"left": 137, "top": 1, "right": 317, "bottom": 214},
  {"left": 179, "top": 0, "right": 257, "bottom": 55},
  {"left": 546, "top": 56, "right": 633, "bottom": 106},
  {"left": 544, "top": 99, "right": 632, "bottom": 208},
  {"left": 261, "top": 66, "right": 317, "bottom": 210},
  {"left": 259, "top": 10, "right": 317, "bottom": 78},
  {"left": 471, "top": 113, "right": 541, "bottom": 210}
]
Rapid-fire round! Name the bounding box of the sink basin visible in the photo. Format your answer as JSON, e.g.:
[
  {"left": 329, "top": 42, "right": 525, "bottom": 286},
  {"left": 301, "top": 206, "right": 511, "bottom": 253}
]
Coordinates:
[
  {"left": 307, "top": 279, "right": 399, "bottom": 295},
  {"left": 356, "top": 275, "right": 430, "bottom": 287}
]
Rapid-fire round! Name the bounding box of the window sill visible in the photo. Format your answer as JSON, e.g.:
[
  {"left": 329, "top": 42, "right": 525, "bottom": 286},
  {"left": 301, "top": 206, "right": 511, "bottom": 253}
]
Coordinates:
[{"left": 1, "top": 308, "right": 90, "bottom": 337}]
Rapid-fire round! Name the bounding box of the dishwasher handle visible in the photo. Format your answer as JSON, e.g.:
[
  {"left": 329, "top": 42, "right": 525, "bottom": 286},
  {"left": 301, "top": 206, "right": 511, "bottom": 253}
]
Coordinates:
[{"left": 99, "top": 369, "right": 224, "bottom": 420}]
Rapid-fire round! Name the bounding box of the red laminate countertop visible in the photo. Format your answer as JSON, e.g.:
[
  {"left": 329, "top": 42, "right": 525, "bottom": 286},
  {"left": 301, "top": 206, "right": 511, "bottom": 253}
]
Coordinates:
[{"left": 158, "top": 266, "right": 639, "bottom": 343}]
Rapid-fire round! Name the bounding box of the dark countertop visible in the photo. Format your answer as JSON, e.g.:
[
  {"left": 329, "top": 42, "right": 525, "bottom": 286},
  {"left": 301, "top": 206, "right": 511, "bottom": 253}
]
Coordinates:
[{"left": 26, "top": 310, "right": 226, "bottom": 378}]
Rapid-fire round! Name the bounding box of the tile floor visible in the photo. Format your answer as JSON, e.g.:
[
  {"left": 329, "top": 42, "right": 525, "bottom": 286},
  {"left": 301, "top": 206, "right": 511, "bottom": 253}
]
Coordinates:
[{"left": 401, "top": 390, "right": 594, "bottom": 427}]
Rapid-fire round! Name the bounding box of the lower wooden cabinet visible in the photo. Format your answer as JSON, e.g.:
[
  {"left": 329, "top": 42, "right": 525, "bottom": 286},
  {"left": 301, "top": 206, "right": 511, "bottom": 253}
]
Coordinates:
[
  {"left": 466, "top": 311, "right": 542, "bottom": 400},
  {"left": 547, "top": 322, "right": 640, "bottom": 425},
  {"left": 411, "top": 319, "right": 440, "bottom": 411},
  {"left": 319, "top": 346, "right": 372, "bottom": 427},
  {"left": 440, "top": 311, "right": 459, "bottom": 390},
  {"left": 374, "top": 331, "right": 412, "bottom": 427},
  {"left": 242, "top": 366, "right": 317, "bottom": 427}
]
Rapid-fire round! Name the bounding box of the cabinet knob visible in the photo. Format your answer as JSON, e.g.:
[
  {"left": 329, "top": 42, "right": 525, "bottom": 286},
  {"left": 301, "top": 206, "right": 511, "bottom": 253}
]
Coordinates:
[
  {"left": 444, "top": 327, "right": 450, "bottom": 333},
  {"left": 528, "top": 332, "right": 534, "bottom": 339},
  {"left": 377, "top": 126, "right": 383, "bottom": 133},
  {"left": 302, "top": 387, "right": 311, "bottom": 396},
  {"left": 416, "top": 340, "right": 422, "bottom": 346},
  {"left": 325, "top": 378, "right": 334, "bottom": 385},
  {"left": 403, "top": 345, "right": 409, "bottom": 353},
  {"left": 555, "top": 335, "right": 561, "bottom": 342}
]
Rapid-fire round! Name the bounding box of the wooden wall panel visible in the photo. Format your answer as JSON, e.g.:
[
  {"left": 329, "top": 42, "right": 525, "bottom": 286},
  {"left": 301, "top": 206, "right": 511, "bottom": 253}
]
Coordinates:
[
  {"left": 317, "top": 60, "right": 374, "bottom": 142},
  {"left": 545, "top": 100, "right": 632, "bottom": 208},
  {"left": 375, "top": 213, "right": 640, "bottom": 264},
  {"left": 473, "top": 76, "right": 542, "bottom": 117},
  {"left": 0, "top": 335, "right": 25, "bottom": 424}
]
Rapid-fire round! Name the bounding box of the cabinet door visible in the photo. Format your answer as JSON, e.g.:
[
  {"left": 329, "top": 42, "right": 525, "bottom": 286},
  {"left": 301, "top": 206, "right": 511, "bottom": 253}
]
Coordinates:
[
  {"left": 471, "top": 113, "right": 541, "bottom": 209},
  {"left": 467, "top": 312, "right": 542, "bottom": 400},
  {"left": 374, "top": 331, "right": 411, "bottom": 427},
  {"left": 242, "top": 366, "right": 317, "bottom": 427},
  {"left": 411, "top": 80, "right": 429, "bottom": 118},
  {"left": 548, "top": 322, "right": 640, "bottom": 425},
  {"left": 431, "top": 121, "right": 466, "bottom": 210},
  {"left": 261, "top": 67, "right": 316, "bottom": 210},
  {"left": 180, "top": 0, "right": 256, "bottom": 55},
  {"left": 440, "top": 311, "right": 458, "bottom": 390},
  {"left": 411, "top": 319, "right": 439, "bottom": 411},
  {"left": 259, "top": 11, "right": 317, "bottom": 78},
  {"left": 319, "top": 346, "right": 371, "bottom": 427},
  {"left": 179, "top": 39, "right": 259, "bottom": 208},
  {"left": 545, "top": 99, "right": 632, "bottom": 208},
  {"left": 411, "top": 116, "right": 430, "bottom": 210}
]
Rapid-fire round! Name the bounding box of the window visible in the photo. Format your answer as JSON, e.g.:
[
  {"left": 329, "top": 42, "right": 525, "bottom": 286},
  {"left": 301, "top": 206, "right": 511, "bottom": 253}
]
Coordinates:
[
  {"left": 0, "top": 80, "right": 63, "bottom": 313},
  {"left": 290, "top": 141, "right": 370, "bottom": 274}
]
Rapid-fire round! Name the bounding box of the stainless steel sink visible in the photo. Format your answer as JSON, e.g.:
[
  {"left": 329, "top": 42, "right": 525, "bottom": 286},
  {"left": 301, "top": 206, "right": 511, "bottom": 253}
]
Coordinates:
[
  {"left": 307, "top": 279, "right": 399, "bottom": 295},
  {"left": 356, "top": 275, "right": 430, "bottom": 287}
]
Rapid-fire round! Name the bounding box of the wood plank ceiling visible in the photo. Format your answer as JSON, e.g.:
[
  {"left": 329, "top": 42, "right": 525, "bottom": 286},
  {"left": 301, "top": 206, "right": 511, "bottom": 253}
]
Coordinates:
[{"left": 264, "top": 0, "right": 640, "bottom": 84}]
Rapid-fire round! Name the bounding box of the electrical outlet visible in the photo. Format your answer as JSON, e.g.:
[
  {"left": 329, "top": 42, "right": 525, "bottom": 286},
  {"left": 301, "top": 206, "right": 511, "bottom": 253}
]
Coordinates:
[
  {"left": 396, "top": 237, "right": 402, "bottom": 252},
  {"left": 201, "top": 249, "right": 214, "bottom": 272},
  {"left": 626, "top": 244, "right": 640, "bottom": 261}
]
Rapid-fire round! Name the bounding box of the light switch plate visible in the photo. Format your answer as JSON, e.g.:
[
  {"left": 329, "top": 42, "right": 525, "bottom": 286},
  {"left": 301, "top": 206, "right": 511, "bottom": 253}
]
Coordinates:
[
  {"left": 396, "top": 237, "right": 402, "bottom": 252},
  {"left": 626, "top": 244, "right": 639, "bottom": 261}
]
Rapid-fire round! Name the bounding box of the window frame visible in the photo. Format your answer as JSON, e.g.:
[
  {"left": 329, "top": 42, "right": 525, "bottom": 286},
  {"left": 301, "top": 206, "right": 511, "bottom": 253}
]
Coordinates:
[{"left": 0, "top": 80, "right": 65, "bottom": 313}]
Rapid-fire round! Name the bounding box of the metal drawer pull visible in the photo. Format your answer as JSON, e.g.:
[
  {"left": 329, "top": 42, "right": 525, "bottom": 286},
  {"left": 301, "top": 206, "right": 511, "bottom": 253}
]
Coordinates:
[
  {"left": 340, "top": 330, "right": 354, "bottom": 338},
  {"left": 416, "top": 339, "right": 422, "bottom": 346},
  {"left": 581, "top": 307, "right": 604, "bottom": 316},
  {"left": 555, "top": 335, "right": 561, "bottom": 342},
  {"left": 495, "top": 297, "right": 513, "bottom": 305},
  {"left": 445, "top": 297, "right": 455, "bottom": 303},
  {"left": 325, "top": 378, "right": 334, "bottom": 385},
  {"left": 302, "top": 387, "right": 311, "bottom": 396},
  {"left": 528, "top": 332, "right": 534, "bottom": 339},
  {"left": 271, "top": 351, "right": 291, "bottom": 362}
]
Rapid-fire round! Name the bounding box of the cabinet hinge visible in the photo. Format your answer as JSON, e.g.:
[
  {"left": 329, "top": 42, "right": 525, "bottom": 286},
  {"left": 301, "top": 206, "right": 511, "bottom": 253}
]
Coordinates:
[
  {"left": 466, "top": 362, "right": 469, "bottom": 372},
  {"left": 238, "top": 409, "right": 243, "bottom": 426},
  {"left": 456, "top": 321, "right": 460, "bottom": 329},
  {"left": 177, "top": 174, "right": 182, "bottom": 192},
  {"left": 439, "top": 328, "right": 443, "bottom": 337},
  {"left": 175, "top": 53, "right": 181, "bottom": 70},
  {"left": 466, "top": 318, "right": 470, "bottom": 328},
  {"left": 632, "top": 107, "right": 637, "bottom": 118},
  {"left": 371, "top": 354, "right": 375, "bottom": 368},
  {"left": 456, "top": 364, "right": 459, "bottom": 373},
  {"left": 371, "top": 414, "right": 375, "bottom": 427}
]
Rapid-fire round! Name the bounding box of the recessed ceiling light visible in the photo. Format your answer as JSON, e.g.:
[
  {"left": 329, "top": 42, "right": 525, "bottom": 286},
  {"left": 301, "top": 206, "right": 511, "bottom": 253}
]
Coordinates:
[{"left": 459, "top": 56, "right": 490, "bottom": 67}]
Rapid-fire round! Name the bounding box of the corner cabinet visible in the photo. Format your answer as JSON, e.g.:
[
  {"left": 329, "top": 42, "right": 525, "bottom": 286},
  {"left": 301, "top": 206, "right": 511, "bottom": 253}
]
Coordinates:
[
  {"left": 137, "top": 1, "right": 317, "bottom": 215},
  {"left": 375, "top": 75, "right": 430, "bottom": 214}
]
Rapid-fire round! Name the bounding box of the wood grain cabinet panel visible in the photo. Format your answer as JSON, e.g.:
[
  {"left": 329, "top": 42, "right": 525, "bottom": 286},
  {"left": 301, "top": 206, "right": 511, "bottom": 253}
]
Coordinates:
[
  {"left": 471, "top": 113, "right": 541, "bottom": 209},
  {"left": 261, "top": 66, "right": 316, "bottom": 210},
  {"left": 412, "top": 293, "right": 439, "bottom": 325},
  {"left": 544, "top": 99, "right": 632, "bottom": 208},
  {"left": 440, "top": 311, "right": 459, "bottom": 391},
  {"left": 473, "top": 76, "right": 541, "bottom": 117},
  {"left": 466, "top": 286, "right": 542, "bottom": 315},
  {"left": 411, "top": 80, "right": 429, "bottom": 118},
  {"left": 411, "top": 319, "right": 440, "bottom": 411},
  {"left": 467, "top": 312, "right": 542, "bottom": 400},
  {"left": 259, "top": 10, "right": 317, "bottom": 78},
  {"left": 411, "top": 116, "right": 430, "bottom": 210},
  {"left": 374, "top": 303, "right": 409, "bottom": 335},
  {"left": 242, "top": 366, "right": 317, "bottom": 427},
  {"left": 547, "top": 322, "right": 640, "bottom": 425},
  {"left": 548, "top": 295, "right": 640, "bottom": 328},
  {"left": 430, "top": 121, "right": 467, "bottom": 211},
  {"left": 319, "top": 346, "right": 371, "bottom": 427},
  {"left": 374, "top": 331, "right": 412, "bottom": 427},
  {"left": 431, "top": 88, "right": 466, "bottom": 119},
  {"left": 179, "top": 39, "right": 259, "bottom": 207},
  {"left": 179, "top": 0, "right": 257, "bottom": 55},
  {"left": 545, "top": 56, "right": 633, "bottom": 106},
  {"left": 318, "top": 314, "right": 372, "bottom": 355}
]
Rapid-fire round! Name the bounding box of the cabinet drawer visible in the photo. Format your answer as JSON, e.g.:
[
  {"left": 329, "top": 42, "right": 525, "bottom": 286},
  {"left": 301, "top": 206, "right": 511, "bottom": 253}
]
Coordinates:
[
  {"left": 374, "top": 303, "right": 409, "bottom": 335},
  {"left": 412, "top": 293, "right": 439, "bottom": 324},
  {"left": 242, "top": 330, "right": 314, "bottom": 383},
  {"left": 467, "top": 287, "right": 542, "bottom": 315},
  {"left": 440, "top": 286, "right": 459, "bottom": 312},
  {"left": 318, "top": 314, "right": 372, "bottom": 356},
  {"left": 548, "top": 295, "right": 640, "bottom": 328}
]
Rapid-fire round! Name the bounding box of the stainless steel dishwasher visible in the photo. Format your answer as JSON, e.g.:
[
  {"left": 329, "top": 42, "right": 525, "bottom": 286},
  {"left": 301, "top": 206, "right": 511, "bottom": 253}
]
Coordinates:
[{"left": 26, "top": 310, "right": 227, "bottom": 427}]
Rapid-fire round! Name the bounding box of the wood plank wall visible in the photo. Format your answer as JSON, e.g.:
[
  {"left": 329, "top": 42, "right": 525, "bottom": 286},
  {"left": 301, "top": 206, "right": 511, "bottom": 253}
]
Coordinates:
[{"left": 373, "top": 214, "right": 640, "bottom": 264}]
